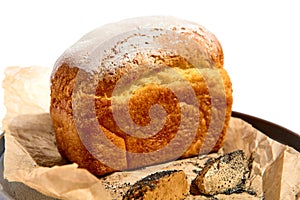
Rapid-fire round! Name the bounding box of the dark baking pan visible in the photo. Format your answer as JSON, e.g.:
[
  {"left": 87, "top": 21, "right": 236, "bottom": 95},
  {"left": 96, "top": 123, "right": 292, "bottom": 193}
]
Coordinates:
[
  {"left": 232, "top": 111, "right": 300, "bottom": 152},
  {"left": 0, "top": 111, "right": 299, "bottom": 199}
]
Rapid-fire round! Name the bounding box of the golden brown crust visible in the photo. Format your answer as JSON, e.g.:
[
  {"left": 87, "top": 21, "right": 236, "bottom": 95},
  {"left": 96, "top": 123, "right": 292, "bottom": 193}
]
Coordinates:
[
  {"left": 50, "top": 18, "right": 233, "bottom": 176},
  {"left": 50, "top": 68, "right": 127, "bottom": 175}
]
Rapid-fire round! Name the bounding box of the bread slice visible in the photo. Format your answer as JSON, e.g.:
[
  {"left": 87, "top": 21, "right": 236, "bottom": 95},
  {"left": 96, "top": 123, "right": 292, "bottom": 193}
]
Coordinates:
[
  {"left": 191, "top": 150, "right": 249, "bottom": 195},
  {"left": 123, "top": 170, "right": 188, "bottom": 200}
]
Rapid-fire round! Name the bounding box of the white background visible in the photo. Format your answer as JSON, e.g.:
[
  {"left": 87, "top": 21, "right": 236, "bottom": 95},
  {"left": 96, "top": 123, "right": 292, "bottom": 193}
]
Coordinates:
[{"left": 0, "top": 0, "right": 300, "bottom": 135}]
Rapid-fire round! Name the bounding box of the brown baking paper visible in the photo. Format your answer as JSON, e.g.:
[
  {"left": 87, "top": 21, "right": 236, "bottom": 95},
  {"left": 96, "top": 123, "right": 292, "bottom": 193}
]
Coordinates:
[{"left": 2, "top": 66, "right": 300, "bottom": 200}]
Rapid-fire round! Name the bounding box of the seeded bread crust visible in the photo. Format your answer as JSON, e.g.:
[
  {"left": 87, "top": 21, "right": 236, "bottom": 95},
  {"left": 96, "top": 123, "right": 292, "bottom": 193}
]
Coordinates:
[{"left": 123, "top": 170, "right": 189, "bottom": 200}]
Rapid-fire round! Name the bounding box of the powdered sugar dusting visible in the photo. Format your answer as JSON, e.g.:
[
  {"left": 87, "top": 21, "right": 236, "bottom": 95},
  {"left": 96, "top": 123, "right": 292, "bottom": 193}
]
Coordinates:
[{"left": 52, "top": 16, "right": 213, "bottom": 79}]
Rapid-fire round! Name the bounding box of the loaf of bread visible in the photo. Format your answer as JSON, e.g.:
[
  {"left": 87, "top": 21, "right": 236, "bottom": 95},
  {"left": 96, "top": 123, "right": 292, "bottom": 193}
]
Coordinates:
[{"left": 50, "top": 16, "right": 233, "bottom": 176}]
